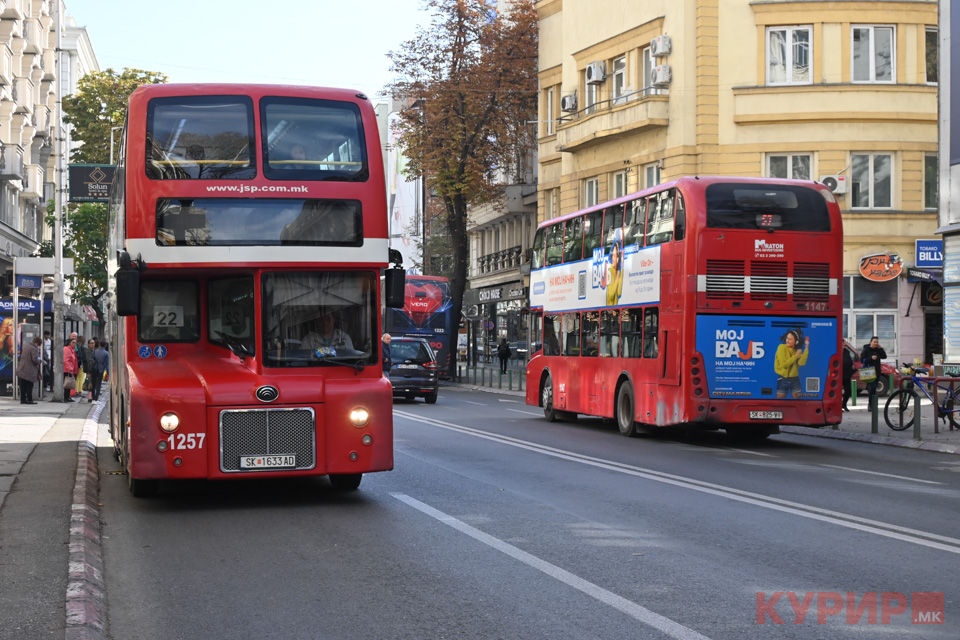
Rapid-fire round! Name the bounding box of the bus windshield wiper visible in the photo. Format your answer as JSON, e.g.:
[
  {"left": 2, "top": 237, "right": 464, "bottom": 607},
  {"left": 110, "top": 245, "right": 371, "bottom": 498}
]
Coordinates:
[{"left": 213, "top": 330, "right": 253, "bottom": 361}]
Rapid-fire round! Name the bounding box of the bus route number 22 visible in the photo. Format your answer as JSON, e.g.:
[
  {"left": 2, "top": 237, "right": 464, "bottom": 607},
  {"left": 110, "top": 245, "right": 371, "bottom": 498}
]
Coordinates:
[{"left": 154, "top": 305, "right": 184, "bottom": 327}]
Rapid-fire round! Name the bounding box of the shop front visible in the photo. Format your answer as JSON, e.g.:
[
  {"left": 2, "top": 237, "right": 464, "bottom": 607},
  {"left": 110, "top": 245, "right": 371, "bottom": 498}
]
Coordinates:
[{"left": 463, "top": 282, "right": 528, "bottom": 364}]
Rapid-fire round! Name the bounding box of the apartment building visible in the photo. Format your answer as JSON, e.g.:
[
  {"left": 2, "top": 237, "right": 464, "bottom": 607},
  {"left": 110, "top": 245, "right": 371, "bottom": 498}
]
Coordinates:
[{"left": 536, "top": 0, "right": 939, "bottom": 364}]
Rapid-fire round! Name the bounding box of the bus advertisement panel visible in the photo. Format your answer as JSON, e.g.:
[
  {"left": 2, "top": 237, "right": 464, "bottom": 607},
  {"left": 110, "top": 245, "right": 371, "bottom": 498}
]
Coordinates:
[
  {"left": 385, "top": 275, "right": 453, "bottom": 376},
  {"left": 695, "top": 315, "right": 839, "bottom": 401}
]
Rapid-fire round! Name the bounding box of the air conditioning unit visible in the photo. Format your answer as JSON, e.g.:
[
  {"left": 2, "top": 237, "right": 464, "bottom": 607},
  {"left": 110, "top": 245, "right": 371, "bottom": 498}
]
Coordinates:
[
  {"left": 560, "top": 94, "right": 578, "bottom": 112},
  {"left": 650, "top": 35, "right": 672, "bottom": 57},
  {"left": 652, "top": 64, "right": 672, "bottom": 86},
  {"left": 585, "top": 61, "right": 606, "bottom": 85},
  {"left": 819, "top": 174, "right": 848, "bottom": 194}
]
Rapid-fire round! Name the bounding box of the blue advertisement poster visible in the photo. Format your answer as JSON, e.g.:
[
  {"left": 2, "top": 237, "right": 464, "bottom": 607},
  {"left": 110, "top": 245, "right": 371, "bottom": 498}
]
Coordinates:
[{"left": 695, "top": 315, "right": 838, "bottom": 400}]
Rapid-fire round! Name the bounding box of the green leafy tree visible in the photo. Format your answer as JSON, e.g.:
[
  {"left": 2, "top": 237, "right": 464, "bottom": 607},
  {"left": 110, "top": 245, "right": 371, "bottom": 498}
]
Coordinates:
[
  {"left": 63, "top": 68, "right": 168, "bottom": 164},
  {"left": 58, "top": 68, "right": 166, "bottom": 322},
  {"left": 387, "top": 0, "right": 538, "bottom": 378}
]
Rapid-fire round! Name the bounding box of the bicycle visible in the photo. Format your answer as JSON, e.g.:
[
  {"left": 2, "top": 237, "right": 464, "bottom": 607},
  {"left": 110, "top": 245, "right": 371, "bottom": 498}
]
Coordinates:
[{"left": 883, "top": 364, "right": 960, "bottom": 431}]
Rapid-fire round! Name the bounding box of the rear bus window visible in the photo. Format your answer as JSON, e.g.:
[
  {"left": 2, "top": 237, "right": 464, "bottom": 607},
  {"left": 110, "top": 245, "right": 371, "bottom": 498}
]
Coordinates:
[
  {"left": 705, "top": 183, "right": 831, "bottom": 231},
  {"left": 146, "top": 96, "right": 255, "bottom": 180}
]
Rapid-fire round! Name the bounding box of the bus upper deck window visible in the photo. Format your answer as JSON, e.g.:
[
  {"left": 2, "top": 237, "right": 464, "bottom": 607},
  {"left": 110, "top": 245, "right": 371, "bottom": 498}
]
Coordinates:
[
  {"left": 146, "top": 96, "right": 256, "bottom": 180},
  {"left": 624, "top": 198, "right": 646, "bottom": 248},
  {"left": 262, "top": 97, "right": 368, "bottom": 182}
]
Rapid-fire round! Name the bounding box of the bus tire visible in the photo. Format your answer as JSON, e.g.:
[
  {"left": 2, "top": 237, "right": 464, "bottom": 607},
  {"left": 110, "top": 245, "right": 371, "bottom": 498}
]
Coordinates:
[
  {"left": 616, "top": 383, "right": 637, "bottom": 437},
  {"left": 330, "top": 473, "right": 362, "bottom": 491},
  {"left": 542, "top": 373, "right": 559, "bottom": 422}
]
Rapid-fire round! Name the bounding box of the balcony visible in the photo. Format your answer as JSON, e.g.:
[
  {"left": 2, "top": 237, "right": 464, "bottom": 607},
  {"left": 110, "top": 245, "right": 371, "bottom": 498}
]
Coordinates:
[
  {"left": 0, "top": 43, "right": 12, "bottom": 86},
  {"left": 12, "top": 75, "right": 34, "bottom": 113},
  {"left": 1, "top": 0, "right": 25, "bottom": 20},
  {"left": 477, "top": 245, "right": 523, "bottom": 275},
  {"left": 21, "top": 18, "right": 38, "bottom": 53},
  {"left": 0, "top": 143, "right": 23, "bottom": 181},
  {"left": 21, "top": 163, "right": 41, "bottom": 198},
  {"left": 557, "top": 90, "right": 669, "bottom": 153}
]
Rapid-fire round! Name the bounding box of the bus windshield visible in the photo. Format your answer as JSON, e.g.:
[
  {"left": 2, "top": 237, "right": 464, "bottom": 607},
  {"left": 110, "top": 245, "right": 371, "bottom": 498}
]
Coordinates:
[
  {"left": 261, "top": 272, "right": 378, "bottom": 368},
  {"left": 704, "top": 183, "right": 831, "bottom": 232}
]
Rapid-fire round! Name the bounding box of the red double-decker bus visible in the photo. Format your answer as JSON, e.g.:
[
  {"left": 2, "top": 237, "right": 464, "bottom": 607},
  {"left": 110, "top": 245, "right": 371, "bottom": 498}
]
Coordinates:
[
  {"left": 525, "top": 176, "right": 843, "bottom": 437},
  {"left": 107, "top": 84, "right": 404, "bottom": 496}
]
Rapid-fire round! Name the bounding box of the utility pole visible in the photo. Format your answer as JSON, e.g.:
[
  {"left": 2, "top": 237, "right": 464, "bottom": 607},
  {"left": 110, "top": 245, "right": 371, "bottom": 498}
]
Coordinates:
[{"left": 51, "top": 0, "right": 65, "bottom": 402}]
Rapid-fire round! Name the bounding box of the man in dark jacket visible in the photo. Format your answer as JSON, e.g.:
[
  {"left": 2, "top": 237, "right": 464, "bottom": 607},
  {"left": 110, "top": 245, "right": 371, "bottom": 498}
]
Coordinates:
[
  {"left": 860, "top": 336, "right": 887, "bottom": 397},
  {"left": 91, "top": 341, "right": 109, "bottom": 402}
]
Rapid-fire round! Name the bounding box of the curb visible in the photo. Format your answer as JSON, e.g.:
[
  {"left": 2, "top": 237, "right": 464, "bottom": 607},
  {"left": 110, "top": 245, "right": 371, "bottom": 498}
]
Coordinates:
[
  {"left": 65, "top": 401, "right": 107, "bottom": 640},
  {"left": 779, "top": 424, "right": 960, "bottom": 455}
]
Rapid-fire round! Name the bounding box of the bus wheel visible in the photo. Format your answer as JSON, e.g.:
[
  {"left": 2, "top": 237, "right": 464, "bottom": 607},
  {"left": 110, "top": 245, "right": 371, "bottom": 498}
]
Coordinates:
[
  {"left": 542, "top": 374, "right": 559, "bottom": 422},
  {"left": 616, "top": 383, "right": 637, "bottom": 437},
  {"left": 128, "top": 476, "right": 159, "bottom": 498},
  {"left": 330, "top": 473, "right": 362, "bottom": 491}
]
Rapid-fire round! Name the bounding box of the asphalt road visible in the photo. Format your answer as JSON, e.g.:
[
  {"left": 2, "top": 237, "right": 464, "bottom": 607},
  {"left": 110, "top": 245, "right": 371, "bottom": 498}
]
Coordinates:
[{"left": 96, "top": 387, "right": 960, "bottom": 639}]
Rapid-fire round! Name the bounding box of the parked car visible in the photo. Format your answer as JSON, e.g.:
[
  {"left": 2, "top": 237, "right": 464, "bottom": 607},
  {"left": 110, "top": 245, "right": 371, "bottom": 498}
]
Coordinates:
[
  {"left": 843, "top": 340, "right": 902, "bottom": 397},
  {"left": 510, "top": 341, "right": 528, "bottom": 359},
  {"left": 388, "top": 337, "right": 439, "bottom": 404}
]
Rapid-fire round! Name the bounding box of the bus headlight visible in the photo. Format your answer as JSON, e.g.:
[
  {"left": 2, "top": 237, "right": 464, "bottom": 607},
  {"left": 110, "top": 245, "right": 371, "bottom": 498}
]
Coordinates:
[
  {"left": 349, "top": 408, "right": 370, "bottom": 427},
  {"left": 159, "top": 412, "right": 180, "bottom": 432}
]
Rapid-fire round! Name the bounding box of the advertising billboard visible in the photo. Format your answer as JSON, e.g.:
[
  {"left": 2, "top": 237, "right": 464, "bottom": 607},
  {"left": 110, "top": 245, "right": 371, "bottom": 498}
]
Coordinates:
[{"left": 695, "top": 315, "right": 838, "bottom": 400}]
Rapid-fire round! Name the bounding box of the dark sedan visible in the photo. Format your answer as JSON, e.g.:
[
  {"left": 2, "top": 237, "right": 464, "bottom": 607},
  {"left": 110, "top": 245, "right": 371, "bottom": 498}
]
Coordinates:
[{"left": 388, "top": 337, "right": 440, "bottom": 404}]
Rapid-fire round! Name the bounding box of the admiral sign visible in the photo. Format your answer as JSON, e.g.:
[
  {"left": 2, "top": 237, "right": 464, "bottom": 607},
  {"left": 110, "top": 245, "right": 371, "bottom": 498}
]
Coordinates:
[{"left": 859, "top": 253, "right": 902, "bottom": 282}]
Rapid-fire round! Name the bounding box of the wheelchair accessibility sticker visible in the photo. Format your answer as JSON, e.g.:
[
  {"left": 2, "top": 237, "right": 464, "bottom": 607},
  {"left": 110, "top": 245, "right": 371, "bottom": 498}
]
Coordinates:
[{"left": 138, "top": 345, "right": 152, "bottom": 359}]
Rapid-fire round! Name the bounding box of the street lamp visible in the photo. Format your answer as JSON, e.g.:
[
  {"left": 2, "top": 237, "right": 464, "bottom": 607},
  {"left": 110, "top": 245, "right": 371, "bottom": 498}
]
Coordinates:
[{"left": 109, "top": 126, "right": 123, "bottom": 165}]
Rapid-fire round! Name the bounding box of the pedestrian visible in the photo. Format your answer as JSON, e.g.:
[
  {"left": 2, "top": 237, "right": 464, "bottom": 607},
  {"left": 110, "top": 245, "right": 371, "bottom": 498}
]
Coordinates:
[
  {"left": 381, "top": 333, "right": 392, "bottom": 374},
  {"left": 82, "top": 338, "right": 97, "bottom": 401},
  {"left": 859, "top": 336, "right": 887, "bottom": 398},
  {"left": 842, "top": 347, "right": 856, "bottom": 412},
  {"left": 42, "top": 330, "right": 52, "bottom": 391},
  {"left": 17, "top": 336, "right": 41, "bottom": 404},
  {"left": 91, "top": 340, "right": 109, "bottom": 403},
  {"left": 497, "top": 338, "right": 512, "bottom": 374},
  {"left": 63, "top": 338, "right": 78, "bottom": 402},
  {"left": 75, "top": 334, "right": 86, "bottom": 396}
]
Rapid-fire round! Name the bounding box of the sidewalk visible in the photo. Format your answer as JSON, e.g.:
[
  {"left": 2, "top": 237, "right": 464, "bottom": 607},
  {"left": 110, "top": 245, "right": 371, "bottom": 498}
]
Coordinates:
[{"left": 443, "top": 379, "right": 960, "bottom": 455}]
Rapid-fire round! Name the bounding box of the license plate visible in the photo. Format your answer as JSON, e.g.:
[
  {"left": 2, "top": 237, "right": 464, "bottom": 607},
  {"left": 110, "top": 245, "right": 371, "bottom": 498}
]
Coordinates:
[
  {"left": 749, "top": 411, "right": 783, "bottom": 420},
  {"left": 240, "top": 454, "right": 296, "bottom": 469},
  {"left": 397, "top": 364, "right": 419, "bottom": 369}
]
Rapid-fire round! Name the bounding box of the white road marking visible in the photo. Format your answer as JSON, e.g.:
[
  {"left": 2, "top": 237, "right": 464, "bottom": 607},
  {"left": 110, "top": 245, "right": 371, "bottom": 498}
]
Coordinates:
[
  {"left": 393, "top": 410, "right": 960, "bottom": 555},
  {"left": 498, "top": 399, "right": 520, "bottom": 403},
  {"left": 817, "top": 463, "right": 944, "bottom": 485},
  {"left": 723, "top": 447, "right": 775, "bottom": 457},
  {"left": 463, "top": 400, "right": 486, "bottom": 406},
  {"left": 506, "top": 408, "right": 544, "bottom": 417},
  {"left": 393, "top": 493, "right": 714, "bottom": 640}
]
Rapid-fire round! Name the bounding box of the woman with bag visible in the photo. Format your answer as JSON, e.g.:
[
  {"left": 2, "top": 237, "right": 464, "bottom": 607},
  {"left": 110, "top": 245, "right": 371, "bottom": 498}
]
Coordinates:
[
  {"left": 17, "top": 336, "right": 42, "bottom": 404},
  {"left": 859, "top": 336, "right": 886, "bottom": 398},
  {"left": 63, "top": 338, "right": 78, "bottom": 402}
]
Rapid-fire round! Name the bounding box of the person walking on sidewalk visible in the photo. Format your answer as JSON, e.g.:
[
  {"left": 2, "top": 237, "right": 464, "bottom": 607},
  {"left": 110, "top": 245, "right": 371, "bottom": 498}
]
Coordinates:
[
  {"left": 842, "top": 347, "right": 856, "bottom": 412},
  {"left": 91, "top": 340, "right": 109, "bottom": 402},
  {"left": 860, "top": 336, "right": 887, "bottom": 398},
  {"left": 17, "top": 336, "right": 41, "bottom": 404},
  {"left": 82, "top": 338, "right": 97, "bottom": 401},
  {"left": 75, "top": 335, "right": 86, "bottom": 398},
  {"left": 497, "top": 338, "right": 512, "bottom": 375},
  {"left": 63, "top": 338, "right": 78, "bottom": 402}
]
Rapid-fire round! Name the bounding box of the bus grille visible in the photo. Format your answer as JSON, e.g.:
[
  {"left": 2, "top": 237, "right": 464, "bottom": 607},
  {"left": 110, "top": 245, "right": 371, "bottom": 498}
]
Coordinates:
[
  {"left": 750, "top": 261, "right": 787, "bottom": 300},
  {"left": 219, "top": 408, "right": 316, "bottom": 472},
  {"left": 705, "top": 260, "right": 745, "bottom": 299},
  {"left": 793, "top": 262, "right": 831, "bottom": 301}
]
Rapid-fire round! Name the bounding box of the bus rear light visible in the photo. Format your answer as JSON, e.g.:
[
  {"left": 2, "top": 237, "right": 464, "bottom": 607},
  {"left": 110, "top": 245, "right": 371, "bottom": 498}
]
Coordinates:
[
  {"left": 349, "top": 408, "right": 370, "bottom": 427},
  {"left": 349, "top": 451, "right": 359, "bottom": 461},
  {"left": 693, "top": 378, "right": 701, "bottom": 386},
  {"left": 694, "top": 388, "right": 703, "bottom": 396},
  {"left": 692, "top": 368, "right": 700, "bottom": 376},
  {"left": 690, "top": 357, "right": 699, "bottom": 366},
  {"left": 362, "top": 434, "right": 373, "bottom": 445},
  {"left": 159, "top": 412, "right": 180, "bottom": 433}
]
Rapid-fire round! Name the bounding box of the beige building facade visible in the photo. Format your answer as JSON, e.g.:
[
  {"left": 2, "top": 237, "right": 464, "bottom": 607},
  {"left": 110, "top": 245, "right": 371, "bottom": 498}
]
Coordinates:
[{"left": 537, "top": 0, "right": 939, "bottom": 364}]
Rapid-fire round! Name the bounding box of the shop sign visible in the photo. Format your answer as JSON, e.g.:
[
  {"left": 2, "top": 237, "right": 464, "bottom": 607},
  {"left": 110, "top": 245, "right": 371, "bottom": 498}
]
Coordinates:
[
  {"left": 859, "top": 253, "right": 902, "bottom": 282},
  {"left": 906, "top": 267, "right": 938, "bottom": 283},
  {"left": 916, "top": 239, "right": 943, "bottom": 269},
  {"left": 69, "top": 164, "right": 115, "bottom": 203},
  {"left": 921, "top": 281, "right": 943, "bottom": 307},
  {"left": 478, "top": 287, "right": 502, "bottom": 302}
]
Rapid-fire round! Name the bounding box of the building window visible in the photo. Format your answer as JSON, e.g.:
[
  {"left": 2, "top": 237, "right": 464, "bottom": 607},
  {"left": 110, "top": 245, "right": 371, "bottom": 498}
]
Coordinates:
[
  {"left": 612, "top": 169, "right": 629, "bottom": 199},
  {"left": 643, "top": 162, "right": 660, "bottom": 189},
  {"left": 850, "top": 153, "right": 892, "bottom": 209},
  {"left": 767, "top": 153, "right": 811, "bottom": 180},
  {"left": 852, "top": 25, "right": 895, "bottom": 83},
  {"left": 612, "top": 56, "right": 626, "bottom": 100},
  {"left": 843, "top": 275, "right": 898, "bottom": 361},
  {"left": 926, "top": 28, "right": 938, "bottom": 84},
  {"left": 583, "top": 177, "right": 599, "bottom": 208},
  {"left": 642, "top": 46, "right": 654, "bottom": 95},
  {"left": 545, "top": 187, "right": 559, "bottom": 220},
  {"left": 767, "top": 26, "right": 811, "bottom": 85},
  {"left": 585, "top": 81, "right": 598, "bottom": 115},
  {"left": 925, "top": 154, "right": 937, "bottom": 210},
  {"left": 545, "top": 86, "right": 555, "bottom": 136}
]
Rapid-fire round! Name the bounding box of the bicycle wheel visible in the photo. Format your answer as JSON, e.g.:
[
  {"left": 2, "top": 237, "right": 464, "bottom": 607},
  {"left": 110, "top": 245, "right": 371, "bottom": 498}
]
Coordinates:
[{"left": 884, "top": 389, "right": 918, "bottom": 431}]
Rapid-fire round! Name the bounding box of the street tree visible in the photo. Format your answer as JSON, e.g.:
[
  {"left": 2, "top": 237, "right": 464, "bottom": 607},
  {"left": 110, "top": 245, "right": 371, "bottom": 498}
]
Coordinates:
[
  {"left": 387, "top": 0, "right": 538, "bottom": 378},
  {"left": 55, "top": 68, "right": 167, "bottom": 323}
]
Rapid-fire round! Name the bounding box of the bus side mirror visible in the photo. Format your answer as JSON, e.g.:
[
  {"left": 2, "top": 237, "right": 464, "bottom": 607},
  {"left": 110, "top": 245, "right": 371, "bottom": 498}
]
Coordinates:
[
  {"left": 115, "top": 252, "right": 140, "bottom": 317},
  {"left": 385, "top": 268, "right": 406, "bottom": 308}
]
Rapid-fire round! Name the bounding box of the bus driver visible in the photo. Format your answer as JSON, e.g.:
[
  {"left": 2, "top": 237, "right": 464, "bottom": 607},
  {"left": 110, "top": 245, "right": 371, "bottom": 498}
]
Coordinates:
[{"left": 301, "top": 310, "right": 354, "bottom": 352}]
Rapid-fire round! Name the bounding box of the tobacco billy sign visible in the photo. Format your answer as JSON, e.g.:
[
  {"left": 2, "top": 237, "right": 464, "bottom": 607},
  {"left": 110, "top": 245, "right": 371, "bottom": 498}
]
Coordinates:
[{"left": 859, "top": 253, "right": 903, "bottom": 282}]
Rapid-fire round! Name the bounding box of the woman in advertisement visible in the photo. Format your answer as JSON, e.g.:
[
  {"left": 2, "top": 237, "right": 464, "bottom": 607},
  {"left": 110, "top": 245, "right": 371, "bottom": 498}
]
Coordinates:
[
  {"left": 774, "top": 329, "right": 810, "bottom": 398},
  {"left": 606, "top": 229, "right": 623, "bottom": 306}
]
